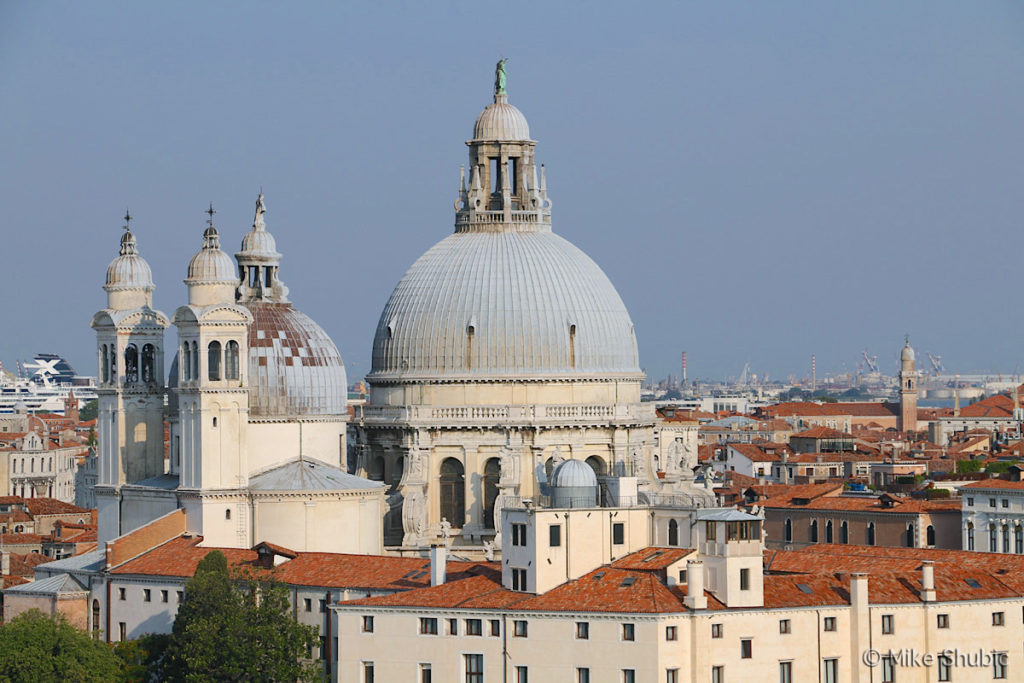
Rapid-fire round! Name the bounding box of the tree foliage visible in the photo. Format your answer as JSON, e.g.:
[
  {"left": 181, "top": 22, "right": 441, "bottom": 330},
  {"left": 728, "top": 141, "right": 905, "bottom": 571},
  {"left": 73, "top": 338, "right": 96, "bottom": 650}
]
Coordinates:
[
  {"left": 160, "top": 551, "right": 319, "bottom": 682},
  {"left": 79, "top": 399, "right": 99, "bottom": 422},
  {"left": 0, "top": 609, "right": 123, "bottom": 682}
]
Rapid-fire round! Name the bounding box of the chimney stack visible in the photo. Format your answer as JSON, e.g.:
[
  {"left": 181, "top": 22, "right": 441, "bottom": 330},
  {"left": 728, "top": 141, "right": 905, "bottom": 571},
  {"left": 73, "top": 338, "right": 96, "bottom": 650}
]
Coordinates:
[
  {"left": 683, "top": 559, "right": 706, "bottom": 610},
  {"left": 850, "top": 572, "right": 869, "bottom": 610},
  {"left": 1, "top": 551, "right": 9, "bottom": 576},
  {"left": 430, "top": 545, "right": 447, "bottom": 587},
  {"left": 920, "top": 561, "right": 935, "bottom": 602}
]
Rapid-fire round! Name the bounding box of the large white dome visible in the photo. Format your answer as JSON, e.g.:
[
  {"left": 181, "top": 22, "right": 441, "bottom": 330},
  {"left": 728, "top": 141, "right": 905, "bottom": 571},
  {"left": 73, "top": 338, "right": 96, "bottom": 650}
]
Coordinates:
[{"left": 370, "top": 230, "right": 641, "bottom": 380}]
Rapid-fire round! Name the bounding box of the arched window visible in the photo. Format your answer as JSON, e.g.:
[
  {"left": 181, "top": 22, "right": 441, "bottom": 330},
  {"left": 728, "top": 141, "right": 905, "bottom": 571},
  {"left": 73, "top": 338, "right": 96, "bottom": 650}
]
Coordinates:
[
  {"left": 585, "top": 455, "right": 606, "bottom": 478},
  {"left": 207, "top": 341, "right": 222, "bottom": 381},
  {"left": 1015, "top": 525, "right": 1023, "bottom": 554},
  {"left": 840, "top": 521, "right": 849, "bottom": 544},
  {"left": 440, "top": 458, "right": 465, "bottom": 528},
  {"left": 182, "top": 345, "right": 191, "bottom": 380},
  {"left": 967, "top": 522, "right": 975, "bottom": 551},
  {"left": 92, "top": 599, "right": 101, "bottom": 638},
  {"left": 569, "top": 324, "right": 577, "bottom": 369},
  {"left": 989, "top": 523, "right": 997, "bottom": 552},
  {"left": 367, "top": 456, "right": 385, "bottom": 482},
  {"left": 109, "top": 346, "right": 117, "bottom": 383},
  {"left": 825, "top": 520, "right": 833, "bottom": 544},
  {"left": 225, "top": 508, "right": 231, "bottom": 520},
  {"left": 465, "top": 325, "right": 475, "bottom": 371},
  {"left": 1002, "top": 524, "right": 1010, "bottom": 553},
  {"left": 809, "top": 519, "right": 818, "bottom": 543},
  {"left": 905, "top": 523, "right": 915, "bottom": 548},
  {"left": 482, "top": 458, "right": 500, "bottom": 530},
  {"left": 784, "top": 518, "right": 792, "bottom": 543},
  {"left": 190, "top": 342, "right": 199, "bottom": 380},
  {"left": 867, "top": 522, "right": 876, "bottom": 546},
  {"left": 668, "top": 519, "right": 679, "bottom": 546},
  {"left": 100, "top": 345, "right": 109, "bottom": 383},
  {"left": 225, "top": 340, "right": 240, "bottom": 380},
  {"left": 124, "top": 344, "right": 139, "bottom": 384},
  {"left": 141, "top": 344, "right": 155, "bottom": 383},
  {"left": 926, "top": 525, "right": 936, "bottom": 547}
]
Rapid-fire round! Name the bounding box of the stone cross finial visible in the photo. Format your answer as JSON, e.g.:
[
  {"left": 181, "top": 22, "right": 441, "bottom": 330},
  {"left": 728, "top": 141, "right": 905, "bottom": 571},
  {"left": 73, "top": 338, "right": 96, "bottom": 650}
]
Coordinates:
[
  {"left": 122, "top": 209, "right": 132, "bottom": 232},
  {"left": 205, "top": 202, "right": 217, "bottom": 228}
]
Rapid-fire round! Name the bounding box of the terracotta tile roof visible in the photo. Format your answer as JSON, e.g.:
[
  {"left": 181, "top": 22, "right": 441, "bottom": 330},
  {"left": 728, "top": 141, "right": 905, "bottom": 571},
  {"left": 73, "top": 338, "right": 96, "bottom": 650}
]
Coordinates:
[
  {"left": 958, "top": 394, "right": 1015, "bottom": 419},
  {"left": 728, "top": 443, "right": 783, "bottom": 463},
  {"left": 758, "top": 483, "right": 845, "bottom": 507},
  {"left": 763, "top": 402, "right": 898, "bottom": 418},
  {"left": 23, "top": 499, "right": 91, "bottom": 516},
  {"left": 0, "top": 533, "right": 46, "bottom": 545},
  {"left": 960, "top": 478, "right": 1024, "bottom": 491},
  {"left": 610, "top": 547, "right": 693, "bottom": 570},
  {"left": 762, "top": 493, "right": 959, "bottom": 513}
]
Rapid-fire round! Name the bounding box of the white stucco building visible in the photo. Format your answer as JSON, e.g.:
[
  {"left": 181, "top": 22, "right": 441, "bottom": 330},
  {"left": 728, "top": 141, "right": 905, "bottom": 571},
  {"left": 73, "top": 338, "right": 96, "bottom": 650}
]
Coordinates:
[{"left": 90, "top": 203, "right": 384, "bottom": 554}]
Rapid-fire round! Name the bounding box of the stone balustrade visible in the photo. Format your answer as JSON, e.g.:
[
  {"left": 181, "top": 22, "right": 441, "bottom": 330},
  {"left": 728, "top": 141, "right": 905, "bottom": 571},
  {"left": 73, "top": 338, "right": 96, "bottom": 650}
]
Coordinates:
[{"left": 355, "top": 402, "right": 653, "bottom": 427}]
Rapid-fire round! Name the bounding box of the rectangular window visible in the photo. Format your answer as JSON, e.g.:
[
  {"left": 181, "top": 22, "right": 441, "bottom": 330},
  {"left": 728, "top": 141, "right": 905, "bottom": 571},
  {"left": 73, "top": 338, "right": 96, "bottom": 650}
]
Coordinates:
[
  {"left": 362, "top": 615, "right": 374, "bottom": 633},
  {"left": 823, "top": 616, "right": 836, "bottom": 632},
  {"left": 465, "top": 654, "right": 484, "bottom": 683},
  {"left": 990, "top": 498, "right": 997, "bottom": 508},
  {"left": 993, "top": 611, "right": 1005, "bottom": 626},
  {"left": 177, "top": 591, "right": 183, "bottom": 602},
  {"left": 143, "top": 589, "right": 151, "bottom": 602},
  {"left": 967, "top": 497, "right": 974, "bottom": 506},
  {"left": 577, "top": 668, "right": 590, "bottom": 683},
  {"left": 623, "top": 670, "right": 636, "bottom": 683},
  {"left": 665, "top": 670, "right": 678, "bottom": 683},
  {"left": 514, "top": 619, "right": 528, "bottom": 637},
  {"left": 160, "top": 590, "right": 168, "bottom": 603},
  {"left": 779, "top": 619, "right": 791, "bottom": 634},
  {"left": 489, "top": 619, "right": 500, "bottom": 636},
  {"left": 881, "top": 614, "right": 894, "bottom": 634},
  {"left": 711, "top": 666, "right": 724, "bottom": 683},
  {"left": 938, "top": 655, "right": 951, "bottom": 682},
  {"left": 118, "top": 588, "right": 126, "bottom": 601},
  {"left": 118, "top": 622, "right": 126, "bottom": 641},
  {"left": 613, "top": 522, "right": 625, "bottom": 545},
  {"left": 666, "top": 625, "right": 678, "bottom": 641},
  {"left": 622, "top": 623, "right": 635, "bottom": 641},
  {"left": 363, "top": 662, "right": 374, "bottom": 683},
  {"left": 319, "top": 599, "right": 327, "bottom": 613},
  {"left": 448, "top": 618, "right": 458, "bottom": 635},
  {"left": 779, "top": 661, "right": 793, "bottom": 683},
  {"left": 937, "top": 613, "right": 949, "bottom": 628},
  {"left": 511, "top": 523, "right": 527, "bottom": 546},
  {"left": 466, "top": 618, "right": 482, "bottom": 636},
  {"left": 678, "top": 569, "right": 687, "bottom": 584},
  {"left": 576, "top": 621, "right": 589, "bottom": 639},
  {"left": 1003, "top": 499, "right": 1009, "bottom": 508},
  {"left": 515, "top": 666, "right": 528, "bottom": 683},
  {"left": 419, "top": 617, "right": 438, "bottom": 635},
  {"left": 549, "top": 524, "right": 562, "bottom": 547},
  {"left": 420, "top": 663, "right": 432, "bottom": 683},
  {"left": 881, "top": 656, "right": 895, "bottom": 683},
  {"left": 740, "top": 638, "right": 752, "bottom": 659},
  {"left": 511, "top": 568, "right": 527, "bottom": 592},
  {"left": 994, "top": 652, "right": 1008, "bottom": 679},
  {"left": 711, "top": 623, "right": 722, "bottom": 638},
  {"left": 304, "top": 598, "right": 312, "bottom": 612},
  {"left": 823, "top": 659, "right": 838, "bottom": 683},
  {"left": 740, "top": 568, "right": 750, "bottom": 590}
]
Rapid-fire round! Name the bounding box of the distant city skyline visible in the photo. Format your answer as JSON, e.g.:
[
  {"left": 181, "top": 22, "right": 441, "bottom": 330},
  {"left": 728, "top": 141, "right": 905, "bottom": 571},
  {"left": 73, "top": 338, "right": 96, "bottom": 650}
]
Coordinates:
[{"left": 2, "top": 2, "right": 1022, "bottom": 382}]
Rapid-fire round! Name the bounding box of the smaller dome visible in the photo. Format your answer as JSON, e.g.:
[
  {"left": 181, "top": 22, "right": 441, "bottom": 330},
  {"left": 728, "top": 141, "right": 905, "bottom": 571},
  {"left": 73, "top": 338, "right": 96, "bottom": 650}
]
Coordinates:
[
  {"left": 240, "top": 225, "right": 279, "bottom": 260},
  {"left": 105, "top": 231, "right": 154, "bottom": 291},
  {"left": 901, "top": 341, "right": 915, "bottom": 362},
  {"left": 186, "top": 226, "right": 237, "bottom": 284},
  {"left": 550, "top": 459, "right": 599, "bottom": 489},
  {"left": 473, "top": 94, "right": 531, "bottom": 141}
]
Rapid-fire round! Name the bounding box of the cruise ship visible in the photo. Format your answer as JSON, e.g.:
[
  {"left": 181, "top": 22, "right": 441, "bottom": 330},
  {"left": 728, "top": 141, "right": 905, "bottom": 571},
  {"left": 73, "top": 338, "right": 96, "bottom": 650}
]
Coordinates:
[{"left": 0, "top": 354, "right": 98, "bottom": 415}]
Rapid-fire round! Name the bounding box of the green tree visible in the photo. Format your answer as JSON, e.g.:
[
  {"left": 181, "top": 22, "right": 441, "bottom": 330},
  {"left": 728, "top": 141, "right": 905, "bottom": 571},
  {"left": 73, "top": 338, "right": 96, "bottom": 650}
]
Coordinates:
[
  {"left": 0, "top": 609, "right": 124, "bottom": 682},
  {"left": 79, "top": 399, "right": 98, "bottom": 422},
  {"left": 160, "top": 551, "right": 318, "bottom": 682}
]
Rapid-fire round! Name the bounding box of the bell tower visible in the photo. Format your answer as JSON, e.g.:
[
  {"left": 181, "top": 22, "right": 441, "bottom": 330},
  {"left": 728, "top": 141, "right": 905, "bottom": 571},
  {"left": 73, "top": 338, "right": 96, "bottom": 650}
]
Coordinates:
[
  {"left": 91, "top": 213, "right": 169, "bottom": 542},
  {"left": 173, "top": 205, "right": 253, "bottom": 546},
  {"left": 898, "top": 337, "right": 918, "bottom": 433}
]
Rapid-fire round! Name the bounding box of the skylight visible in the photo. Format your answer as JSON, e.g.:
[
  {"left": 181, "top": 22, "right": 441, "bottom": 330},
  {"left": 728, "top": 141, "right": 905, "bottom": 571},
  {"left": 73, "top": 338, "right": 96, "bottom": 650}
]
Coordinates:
[
  {"left": 796, "top": 583, "right": 813, "bottom": 594},
  {"left": 965, "top": 578, "right": 981, "bottom": 588},
  {"left": 620, "top": 577, "right": 637, "bottom": 587}
]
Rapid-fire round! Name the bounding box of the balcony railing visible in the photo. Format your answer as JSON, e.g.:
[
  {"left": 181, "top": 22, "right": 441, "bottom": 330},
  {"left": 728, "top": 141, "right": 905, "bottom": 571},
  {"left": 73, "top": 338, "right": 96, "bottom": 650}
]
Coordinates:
[{"left": 356, "top": 402, "right": 654, "bottom": 427}]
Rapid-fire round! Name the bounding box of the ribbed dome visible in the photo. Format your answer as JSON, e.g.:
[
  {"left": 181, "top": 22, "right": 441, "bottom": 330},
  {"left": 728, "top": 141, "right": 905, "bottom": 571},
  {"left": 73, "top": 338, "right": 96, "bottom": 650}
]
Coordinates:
[
  {"left": 473, "top": 94, "right": 531, "bottom": 141},
  {"left": 105, "top": 231, "right": 154, "bottom": 291},
  {"left": 370, "top": 230, "right": 640, "bottom": 380},
  {"left": 186, "top": 244, "right": 237, "bottom": 284},
  {"left": 550, "top": 459, "right": 599, "bottom": 488},
  {"left": 244, "top": 301, "right": 347, "bottom": 418},
  {"left": 901, "top": 342, "right": 915, "bottom": 362},
  {"left": 239, "top": 225, "right": 279, "bottom": 260}
]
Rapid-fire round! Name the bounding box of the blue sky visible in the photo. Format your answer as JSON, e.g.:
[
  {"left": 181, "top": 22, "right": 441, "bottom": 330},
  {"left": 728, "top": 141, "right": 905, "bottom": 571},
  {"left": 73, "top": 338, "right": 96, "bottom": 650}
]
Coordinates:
[{"left": 1, "top": 1, "right": 1022, "bottom": 382}]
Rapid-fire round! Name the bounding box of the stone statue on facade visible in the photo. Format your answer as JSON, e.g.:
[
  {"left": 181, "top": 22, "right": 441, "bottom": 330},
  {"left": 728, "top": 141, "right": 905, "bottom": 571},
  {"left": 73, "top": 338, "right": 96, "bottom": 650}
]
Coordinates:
[
  {"left": 495, "top": 58, "right": 508, "bottom": 95},
  {"left": 630, "top": 446, "right": 646, "bottom": 478},
  {"left": 401, "top": 485, "right": 428, "bottom": 547},
  {"left": 440, "top": 518, "right": 453, "bottom": 547}
]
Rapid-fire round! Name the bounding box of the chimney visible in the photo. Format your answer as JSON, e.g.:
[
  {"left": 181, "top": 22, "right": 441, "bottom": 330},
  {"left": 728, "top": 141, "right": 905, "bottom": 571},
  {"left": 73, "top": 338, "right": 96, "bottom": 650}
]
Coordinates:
[
  {"left": 1, "top": 551, "right": 9, "bottom": 576},
  {"left": 850, "top": 572, "right": 869, "bottom": 611},
  {"left": 683, "top": 559, "right": 706, "bottom": 610},
  {"left": 430, "top": 544, "right": 447, "bottom": 587},
  {"left": 920, "top": 561, "right": 935, "bottom": 602}
]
